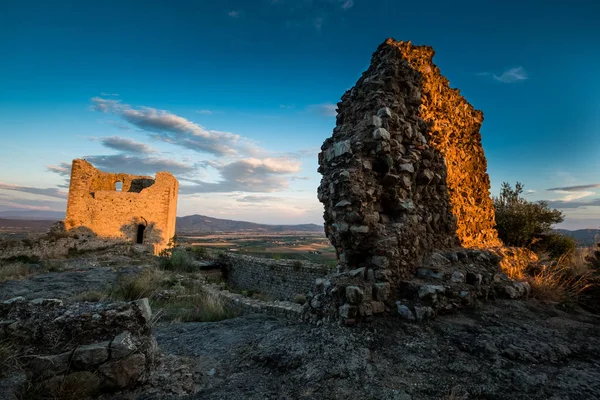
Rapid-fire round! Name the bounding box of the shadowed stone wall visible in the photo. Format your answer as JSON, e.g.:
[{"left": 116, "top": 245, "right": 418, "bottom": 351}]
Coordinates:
[
  {"left": 222, "top": 254, "right": 330, "bottom": 301},
  {"left": 65, "top": 159, "right": 178, "bottom": 254},
  {"left": 317, "top": 38, "right": 501, "bottom": 283}
]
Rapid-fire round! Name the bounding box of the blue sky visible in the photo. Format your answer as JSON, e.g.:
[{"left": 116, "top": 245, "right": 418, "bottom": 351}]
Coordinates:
[{"left": 0, "top": 0, "right": 599, "bottom": 228}]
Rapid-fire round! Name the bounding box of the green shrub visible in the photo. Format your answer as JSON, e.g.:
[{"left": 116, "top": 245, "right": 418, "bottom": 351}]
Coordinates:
[
  {"left": 294, "top": 294, "right": 307, "bottom": 305},
  {"left": 191, "top": 246, "right": 207, "bottom": 258},
  {"left": 531, "top": 233, "right": 578, "bottom": 259},
  {"left": 171, "top": 249, "right": 195, "bottom": 272},
  {"left": 4, "top": 255, "right": 40, "bottom": 264},
  {"left": 67, "top": 247, "right": 79, "bottom": 258},
  {"left": 292, "top": 260, "right": 303, "bottom": 270},
  {"left": 493, "top": 182, "right": 564, "bottom": 249}
]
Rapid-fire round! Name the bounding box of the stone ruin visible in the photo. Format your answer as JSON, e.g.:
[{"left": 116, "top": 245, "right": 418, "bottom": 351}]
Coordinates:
[
  {"left": 306, "top": 38, "right": 531, "bottom": 324},
  {"left": 65, "top": 159, "right": 178, "bottom": 255},
  {"left": 0, "top": 297, "right": 157, "bottom": 397}
]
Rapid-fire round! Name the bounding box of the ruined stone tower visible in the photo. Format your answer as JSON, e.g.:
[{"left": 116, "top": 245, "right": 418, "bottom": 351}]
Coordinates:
[
  {"left": 318, "top": 38, "right": 502, "bottom": 280},
  {"left": 65, "top": 159, "right": 178, "bottom": 254}
]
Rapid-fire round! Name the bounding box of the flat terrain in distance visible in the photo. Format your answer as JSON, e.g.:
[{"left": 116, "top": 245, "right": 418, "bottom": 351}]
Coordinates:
[{"left": 178, "top": 231, "right": 337, "bottom": 264}]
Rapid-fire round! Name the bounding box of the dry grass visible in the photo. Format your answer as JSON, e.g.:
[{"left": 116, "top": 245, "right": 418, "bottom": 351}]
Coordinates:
[
  {"left": 0, "top": 262, "right": 32, "bottom": 282},
  {"left": 18, "top": 371, "right": 99, "bottom": 400},
  {"left": 113, "top": 268, "right": 165, "bottom": 301},
  {"left": 0, "top": 340, "right": 20, "bottom": 378},
  {"left": 72, "top": 290, "right": 109, "bottom": 303},
  {"left": 155, "top": 288, "right": 236, "bottom": 323},
  {"left": 504, "top": 247, "right": 598, "bottom": 303}
]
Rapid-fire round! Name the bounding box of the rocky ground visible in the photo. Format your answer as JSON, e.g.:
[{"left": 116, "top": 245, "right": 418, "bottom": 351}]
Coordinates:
[
  {"left": 1, "top": 255, "right": 599, "bottom": 400},
  {"left": 149, "top": 300, "right": 600, "bottom": 400}
]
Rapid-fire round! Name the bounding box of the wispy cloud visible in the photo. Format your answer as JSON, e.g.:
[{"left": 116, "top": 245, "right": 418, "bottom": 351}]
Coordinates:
[
  {"left": 197, "top": 109, "right": 214, "bottom": 115},
  {"left": 0, "top": 182, "right": 68, "bottom": 199},
  {"left": 493, "top": 66, "right": 528, "bottom": 83},
  {"left": 179, "top": 157, "right": 301, "bottom": 194},
  {"left": 0, "top": 193, "right": 65, "bottom": 211},
  {"left": 236, "top": 195, "right": 284, "bottom": 203},
  {"left": 313, "top": 16, "right": 324, "bottom": 31},
  {"left": 228, "top": 10, "right": 242, "bottom": 18},
  {"left": 307, "top": 103, "right": 337, "bottom": 117},
  {"left": 83, "top": 154, "right": 197, "bottom": 177},
  {"left": 340, "top": 0, "right": 354, "bottom": 9},
  {"left": 90, "top": 97, "right": 247, "bottom": 156},
  {"left": 47, "top": 162, "right": 72, "bottom": 177},
  {"left": 547, "top": 184, "right": 600, "bottom": 192},
  {"left": 545, "top": 198, "right": 600, "bottom": 209},
  {"left": 98, "top": 136, "right": 155, "bottom": 154},
  {"left": 100, "top": 92, "right": 119, "bottom": 97}
]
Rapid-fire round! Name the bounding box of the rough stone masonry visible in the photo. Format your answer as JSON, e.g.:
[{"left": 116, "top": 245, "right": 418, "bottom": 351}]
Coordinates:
[
  {"left": 308, "top": 38, "right": 525, "bottom": 323},
  {"left": 65, "top": 159, "right": 178, "bottom": 254}
]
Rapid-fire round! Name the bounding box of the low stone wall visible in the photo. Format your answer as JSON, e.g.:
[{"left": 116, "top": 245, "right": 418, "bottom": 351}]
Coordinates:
[
  {"left": 204, "top": 284, "right": 303, "bottom": 320},
  {"left": 221, "top": 254, "right": 330, "bottom": 301},
  {"left": 0, "top": 297, "right": 156, "bottom": 397}
]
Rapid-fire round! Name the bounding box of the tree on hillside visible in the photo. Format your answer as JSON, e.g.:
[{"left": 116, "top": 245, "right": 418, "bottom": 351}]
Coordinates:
[{"left": 493, "top": 182, "right": 572, "bottom": 256}]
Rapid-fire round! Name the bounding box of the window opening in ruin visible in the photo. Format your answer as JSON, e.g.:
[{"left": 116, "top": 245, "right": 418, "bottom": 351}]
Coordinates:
[
  {"left": 136, "top": 224, "right": 145, "bottom": 244},
  {"left": 115, "top": 181, "right": 123, "bottom": 191}
]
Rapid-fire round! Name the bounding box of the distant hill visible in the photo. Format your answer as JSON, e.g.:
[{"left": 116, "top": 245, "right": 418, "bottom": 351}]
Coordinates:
[
  {"left": 0, "top": 212, "right": 323, "bottom": 234},
  {"left": 176, "top": 214, "right": 323, "bottom": 233},
  {"left": 0, "top": 210, "right": 65, "bottom": 220},
  {"left": 555, "top": 229, "right": 600, "bottom": 246},
  {"left": 0, "top": 218, "right": 56, "bottom": 231}
]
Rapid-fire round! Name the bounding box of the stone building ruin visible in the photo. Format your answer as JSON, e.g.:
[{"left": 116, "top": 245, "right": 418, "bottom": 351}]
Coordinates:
[
  {"left": 307, "top": 38, "right": 529, "bottom": 323},
  {"left": 65, "top": 159, "right": 178, "bottom": 254}
]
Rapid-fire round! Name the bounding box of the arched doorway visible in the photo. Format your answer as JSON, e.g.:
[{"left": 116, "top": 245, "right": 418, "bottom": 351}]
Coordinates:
[{"left": 136, "top": 224, "right": 146, "bottom": 244}]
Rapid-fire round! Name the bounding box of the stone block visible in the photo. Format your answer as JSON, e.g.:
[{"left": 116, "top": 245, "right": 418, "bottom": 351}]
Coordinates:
[
  {"left": 345, "top": 286, "right": 364, "bottom": 305},
  {"left": 371, "top": 301, "right": 385, "bottom": 314},
  {"left": 373, "top": 283, "right": 391, "bottom": 301},
  {"left": 396, "top": 302, "right": 415, "bottom": 321},
  {"left": 110, "top": 331, "right": 138, "bottom": 359},
  {"left": 72, "top": 341, "right": 110, "bottom": 368},
  {"left": 99, "top": 353, "right": 146, "bottom": 389}
]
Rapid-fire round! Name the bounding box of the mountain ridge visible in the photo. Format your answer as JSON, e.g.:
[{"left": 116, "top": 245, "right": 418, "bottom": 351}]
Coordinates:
[{"left": 0, "top": 213, "right": 324, "bottom": 233}]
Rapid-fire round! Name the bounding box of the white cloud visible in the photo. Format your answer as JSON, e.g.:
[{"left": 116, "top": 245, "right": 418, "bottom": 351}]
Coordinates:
[
  {"left": 341, "top": 0, "right": 353, "bottom": 9},
  {"left": 313, "top": 16, "right": 324, "bottom": 31},
  {"left": 228, "top": 10, "right": 241, "bottom": 18},
  {"left": 83, "top": 154, "right": 197, "bottom": 176},
  {"left": 547, "top": 184, "right": 600, "bottom": 192},
  {"left": 0, "top": 182, "right": 68, "bottom": 199},
  {"left": 90, "top": 97, "right": 245, "bottom": 156},
  {"left": 307, "top": 103, "right": 337, "bottom": 117},
  {"left": 197, "top": 109, "right": 214, "bottom": 115},
  {"left": 179, "top": 157, "right": 301, "bottom": 194},
  {"left": 236, "top": 195, "right": 284, "bottom": 203},
  {"left": 47, "top": 162, "right": 72, "bottom": 177},
  {"left": 493, "top": 66, "right": 528, "bottom": 83},
  {"left": 98, "top": 136, "right": 155, "bottom": 154},
  {"left": 553, "top": 190, "right": 595, "bottom": 202}
]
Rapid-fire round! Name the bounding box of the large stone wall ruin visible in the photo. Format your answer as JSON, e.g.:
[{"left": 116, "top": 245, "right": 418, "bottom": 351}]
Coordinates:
[
  {"left": 305, "top": 38, "right": 519, "bottom": 324},
  {"left": 317, "top": 38, "right": 501, "bottom": 282},
  {"left": 65, "top": 159, "right": 178, "bottom": 254}
]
